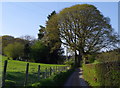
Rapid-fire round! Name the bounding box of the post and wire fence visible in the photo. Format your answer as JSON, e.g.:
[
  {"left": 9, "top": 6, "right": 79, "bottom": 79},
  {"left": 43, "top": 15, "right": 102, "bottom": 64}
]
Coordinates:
[{"left": 2, "top": 60, "right": 70, "bottom": 87}]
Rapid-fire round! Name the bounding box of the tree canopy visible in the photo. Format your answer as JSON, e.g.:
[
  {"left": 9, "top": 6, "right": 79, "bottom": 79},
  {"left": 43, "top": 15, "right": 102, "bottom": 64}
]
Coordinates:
[
  {"left": 37, "top": 11, "right": 64, "bottom": 64},
  {"left": 58, "top": 4, "right": 119, "bottom": 66},
  {"left": 4, "top": 42, "right": 24, "bottom": 60}
]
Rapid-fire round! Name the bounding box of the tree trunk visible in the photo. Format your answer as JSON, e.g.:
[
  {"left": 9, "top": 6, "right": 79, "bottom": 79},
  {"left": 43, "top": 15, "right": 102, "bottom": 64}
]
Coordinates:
[
  {"left": 83, "top": 57, "right": 86, "bottom": 64},
  {"left": 74, "top": 50, "right": 77, "bottom": 67},
  {"left": 78, "top": 51, "right": 82, "bottom": 67}
]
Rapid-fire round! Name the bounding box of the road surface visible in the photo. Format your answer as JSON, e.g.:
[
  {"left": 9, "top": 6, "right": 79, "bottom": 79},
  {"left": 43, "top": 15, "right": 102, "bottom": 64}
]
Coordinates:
[{"left": 64, "top": 68, "right": 90, "bottom": 88}]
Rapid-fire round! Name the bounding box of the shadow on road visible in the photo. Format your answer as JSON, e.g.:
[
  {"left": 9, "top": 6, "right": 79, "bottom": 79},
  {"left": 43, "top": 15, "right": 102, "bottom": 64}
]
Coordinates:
[{"left": 64, "top": 68, "right": 91, "bottom": 88}]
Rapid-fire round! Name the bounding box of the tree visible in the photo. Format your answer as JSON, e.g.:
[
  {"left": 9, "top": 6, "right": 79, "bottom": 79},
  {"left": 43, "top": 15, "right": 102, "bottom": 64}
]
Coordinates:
[
  {"left": 37, "top": 11, "right": 56, "bottom": 41},
  {"left": 45, "top": 13, "right": 64, "bottom": 64},
  {"left": 20, "top": 35, "right": 36, "bottom": 45},
  {"left": 20, "top": 35, "right": 37, "bottom": 61},
  {"left": 31, "top": 41, "right": 49, "bottom": 63},
  {"left": 23, "top": 43, "right": 31, "bottom": 61},
  {"left": 0, "top": 35, "right": 28, "bottom": 55},
  {"left": 45, "top": 12, "right": 61, "bottom": 52},
  {"left": 58, "top": 4, "right": 119, "bottom": 66},
  {"left": 4, "top": 42, "right": 24, "bottom": 60},
  {"left": 47, "top": 11, "right": 56, "bottom": 20},
  {"left": 37, "top": 11, "right": 64, "bottom": 64},
  {"left": 0, "top": 35, "right": 14, "bottom": 55},
  {"left": 38, "top": 25, "right": 46, "bottom": 40}
]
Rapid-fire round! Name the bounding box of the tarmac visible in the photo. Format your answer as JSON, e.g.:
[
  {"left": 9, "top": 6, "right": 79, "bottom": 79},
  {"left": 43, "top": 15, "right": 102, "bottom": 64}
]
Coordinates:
[{"left": 64, "top": 68, "right": 90, "bottom": 88}]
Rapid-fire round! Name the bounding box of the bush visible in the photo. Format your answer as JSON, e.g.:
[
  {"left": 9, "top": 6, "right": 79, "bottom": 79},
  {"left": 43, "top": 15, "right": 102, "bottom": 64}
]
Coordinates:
[
  {"left": 64, "top": 60, "right": 74, "bottom": 66},
  {"left": 31, "top": 41, "right": 49, "bottom": 63},
  {"left": 5, "top": 80, "right": 16, "bottom": 88},
  {"left": 83, "top": 61, "right": 120, "bottom": 87},
  {"left": 31, "top": 78, "right": 57, "bottom": 88},
  {"left": 31, "top": 69, "right": 74, "bottom": 88}
]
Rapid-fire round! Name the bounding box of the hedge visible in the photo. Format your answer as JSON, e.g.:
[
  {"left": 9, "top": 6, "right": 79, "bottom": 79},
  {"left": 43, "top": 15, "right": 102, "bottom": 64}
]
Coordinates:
[{"left": 83, "top": 61, "right": 120, "bottom": 87}]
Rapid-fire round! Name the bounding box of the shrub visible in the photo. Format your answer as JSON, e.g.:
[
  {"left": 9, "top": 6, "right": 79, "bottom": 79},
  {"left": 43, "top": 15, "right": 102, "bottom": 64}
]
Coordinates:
[
  {"left": 83, "top": 61, "right": 120, "bottom": 87},
  {"left": 31, "top": 41, "right": 49, "bottom": 63},
  {"left": 31, "top": 78, "right": 56, "bottom": 88},
  {"left": 31, "top": 69, "right": 74, "bottom": 87},
  {"left": 5, "top": 80, "right": 16, "bottom": 88}
]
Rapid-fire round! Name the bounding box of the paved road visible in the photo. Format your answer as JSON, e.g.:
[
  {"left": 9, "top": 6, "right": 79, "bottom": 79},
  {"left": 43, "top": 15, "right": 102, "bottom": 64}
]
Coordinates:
[{"left": 64, "top": 68, "right": 90, "bottom": 88}]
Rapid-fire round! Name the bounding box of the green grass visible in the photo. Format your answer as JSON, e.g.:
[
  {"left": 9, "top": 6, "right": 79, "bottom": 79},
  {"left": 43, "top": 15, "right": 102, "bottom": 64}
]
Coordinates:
[
  {"left": 0, "top": 55, "right": 66, "bottom": 86},
  {"left": 31, "top": 69, "right": 74, "bottom": 88},
  {"left": 82, "top": 64, "right": 100, "bottom": 86}
]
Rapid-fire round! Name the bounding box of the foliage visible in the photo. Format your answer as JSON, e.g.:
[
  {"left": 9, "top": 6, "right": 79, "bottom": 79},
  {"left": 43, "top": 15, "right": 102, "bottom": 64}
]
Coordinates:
[
  {"left": 0, "top": 35, "right": 27, "bottom": 55},
  {"left": 0, "top": 35, "right": 14, "bottom": 55},
  {"left": 31, "top": 41, "right": 49, "bottom": 63},
  {"left": 23, "top": 43, "right": 31, "bottom": 61},
  {"left": 31, "top": 78, "right": 57, "bottom": 88},
  {"left": 45, "top": 13, "right": 61, "bottom": 53},
  {"left": 64, "top": 58, "right": 74, "bottom": 66},
  {"left": 83, "top": 61, "right": 120, "bottom": 87},
  {"left": 5, "top": 80, "right": 16, "bottom": 88},
  {"left": 20, "top": 35, "right": 36, "bottom": 44},
  {"left": 96, "top": 48, "right": 120, "bottom": 62},
  {"left": 4, "top": 42, "right": 24, "bottom": 60},
  {"left": 87, "top": 54, "right": 96, "bottom": 63},
  {"left": 37, "top": 11, "right": 64, "bottom": 64},
  {"left": 58, "top": 4, "right": 119, "bottom": 66},
  {"left": 31, "top": 68, "right": 74, "bottom": 88},
  {"left": 45, "top": 11, "right": 64, "bottom": 64},
  {"left": 47, "top": 10, "right": 56, "bottom": 20},
  {"left": 38, "top": 25, "right": 46, "bottom": 40}
]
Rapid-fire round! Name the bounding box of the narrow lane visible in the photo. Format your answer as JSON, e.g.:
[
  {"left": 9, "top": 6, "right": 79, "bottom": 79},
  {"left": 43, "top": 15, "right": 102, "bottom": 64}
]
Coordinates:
[{"left": 64, "top": 68, "right": 89, "bottom": 88}]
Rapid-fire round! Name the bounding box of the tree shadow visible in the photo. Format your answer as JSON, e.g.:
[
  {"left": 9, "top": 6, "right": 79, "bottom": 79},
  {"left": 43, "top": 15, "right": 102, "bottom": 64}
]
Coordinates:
[
  {"left": 6, "top": 71, "right": 41, "bottom": 86},
  {"left": 75, "top": 68, "right": 91, "bottom": 88}
]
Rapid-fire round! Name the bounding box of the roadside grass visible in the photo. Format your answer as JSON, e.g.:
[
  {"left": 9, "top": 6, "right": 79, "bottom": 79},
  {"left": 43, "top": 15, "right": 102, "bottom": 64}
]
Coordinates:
[
  {"left": 82, "top": 64, "right": 100, "bottom": 86},
  {"left": 82, "top": 61, "right": 120, "bottom": 87},
  {"left": 0, "top": 55, "right": 66, "bottom": 86},
  {"left": 30, "top": 69, "right": 74, "bottom": 88}
]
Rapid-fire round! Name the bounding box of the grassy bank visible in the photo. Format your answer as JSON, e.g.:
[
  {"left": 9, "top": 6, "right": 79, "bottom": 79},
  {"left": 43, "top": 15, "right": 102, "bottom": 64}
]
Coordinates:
[
  {"left": 1, "top": 55, "right": 67, "bottom": 86},
  {"left": 82, "top": 61, "right": 120, "bottom": 87},
  {"left": 30, "top": 68, "right": 74, "bottom": 88}
]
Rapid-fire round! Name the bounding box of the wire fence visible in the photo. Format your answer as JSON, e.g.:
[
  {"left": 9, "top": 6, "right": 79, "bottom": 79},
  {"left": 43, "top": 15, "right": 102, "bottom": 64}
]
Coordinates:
[{"left": 2, "top": 60, "right": 70, "bottom": 87}]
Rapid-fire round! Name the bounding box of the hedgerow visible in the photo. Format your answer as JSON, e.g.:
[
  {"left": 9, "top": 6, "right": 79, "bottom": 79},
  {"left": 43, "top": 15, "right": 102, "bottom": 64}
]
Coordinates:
[{"left": 83, "top": 61, "right": 120, "bottom": 87}]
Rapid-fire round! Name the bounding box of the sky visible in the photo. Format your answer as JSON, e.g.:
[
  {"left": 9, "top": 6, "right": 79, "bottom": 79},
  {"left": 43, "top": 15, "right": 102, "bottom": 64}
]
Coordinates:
[{"left": 1, "top": 2, "right": 118, "bottom": 38}]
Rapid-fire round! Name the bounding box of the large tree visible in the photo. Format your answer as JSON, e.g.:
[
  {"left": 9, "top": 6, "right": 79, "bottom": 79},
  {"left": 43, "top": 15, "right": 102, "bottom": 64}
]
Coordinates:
[
  {"left": 58, "top": 4, "right": 119, "bottom": 66},
  {"left": 45, "top": 11, "right": 64, "bottom": 64},
  {"left": 37, "top": 11, "right": 64, "bottom": 64}
]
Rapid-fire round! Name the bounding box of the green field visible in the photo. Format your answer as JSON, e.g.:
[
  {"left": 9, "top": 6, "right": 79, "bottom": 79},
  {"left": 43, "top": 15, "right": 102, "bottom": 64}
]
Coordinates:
[{"left": 0, "top": 55, "right": 66, "bottom": 86}]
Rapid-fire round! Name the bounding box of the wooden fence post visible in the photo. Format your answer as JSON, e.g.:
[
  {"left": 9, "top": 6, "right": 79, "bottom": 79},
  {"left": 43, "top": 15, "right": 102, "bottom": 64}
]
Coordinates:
[
  {"left": 45, "top": 68, "right": 47, "bottom": 78},
  {"left": 56, "top": 66, "right": 57, "bottom": 73},
  {"left": 50, "top": 67, "right": 52, "bottom": 76},
  {"left": 38, "top": 65, "right": 40, "bottom": 80},
  {"left": 43, "top": 72, "right": 45, "bottom": 79},
  {"left": 24, "top": 63, "right": 29, "bottom": 86},
  {"left": 64, "top": 66, "right": 65, "bottom": 71},
  {"left": 2, "top": 60, "right": 8, "bottom": 87},
  {"left": 53, "top": 67, "right": 55, "bottom": 75}
]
